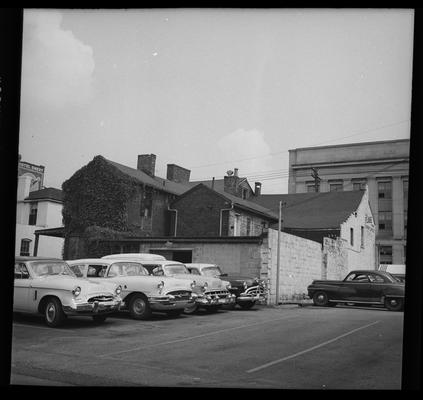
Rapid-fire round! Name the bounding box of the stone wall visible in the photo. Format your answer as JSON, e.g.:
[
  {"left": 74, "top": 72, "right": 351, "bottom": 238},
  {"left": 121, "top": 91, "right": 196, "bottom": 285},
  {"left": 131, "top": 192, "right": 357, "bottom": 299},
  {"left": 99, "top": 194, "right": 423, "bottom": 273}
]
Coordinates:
[{"left": 264, "top": 229, "right": 322, "bottom": 304}]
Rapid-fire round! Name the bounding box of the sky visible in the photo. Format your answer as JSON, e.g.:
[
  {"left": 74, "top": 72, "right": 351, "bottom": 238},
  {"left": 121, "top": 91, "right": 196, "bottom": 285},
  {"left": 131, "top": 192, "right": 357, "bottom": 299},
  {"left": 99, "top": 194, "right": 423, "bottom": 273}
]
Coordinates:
[{"left": 18, "top": 8, "right": 414, "bottom": 194}]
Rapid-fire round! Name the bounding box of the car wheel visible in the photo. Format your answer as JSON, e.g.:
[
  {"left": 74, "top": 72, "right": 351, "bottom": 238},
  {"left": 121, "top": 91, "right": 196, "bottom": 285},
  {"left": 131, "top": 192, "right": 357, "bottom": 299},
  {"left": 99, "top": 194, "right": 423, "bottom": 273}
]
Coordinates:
[
  {"left": 312, "top": 291, "right": 329, "bottom": 307},
  {"left": 238, "top": 301, "right": 256, "bottom": 310},
  {"left": 44, "top": 297, "right": 66, "bottom": 327},
  {"left": 183, "top": 302, "right": 199, "bottom": 314},
  {"left": 92, "top": 314, "right": 108, "bottom": 323},
  {"left": 128, "top": 294, "right": 152, "bottom": 320},
  {"left": 384, "top": 297, "right": 404, "bottom": 312},
  {"left": 166, "top": 309, "right": 183, "bottom": 317}
]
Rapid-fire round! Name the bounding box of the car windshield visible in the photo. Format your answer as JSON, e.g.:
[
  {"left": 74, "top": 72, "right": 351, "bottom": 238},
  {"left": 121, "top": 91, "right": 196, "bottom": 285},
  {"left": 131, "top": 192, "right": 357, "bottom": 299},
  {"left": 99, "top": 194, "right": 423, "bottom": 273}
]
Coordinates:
[
  {"left": 108, "top": 262, "right": 148, "bottom": 277},
  {"left": 31, "top": 261, "right": 76, "bottom": 277},
  {"left": 201, "top": 266, "right": 223, "bottom": 277},
  {"left": 163, "top": 264, "right": 189, "bottom": 275}
]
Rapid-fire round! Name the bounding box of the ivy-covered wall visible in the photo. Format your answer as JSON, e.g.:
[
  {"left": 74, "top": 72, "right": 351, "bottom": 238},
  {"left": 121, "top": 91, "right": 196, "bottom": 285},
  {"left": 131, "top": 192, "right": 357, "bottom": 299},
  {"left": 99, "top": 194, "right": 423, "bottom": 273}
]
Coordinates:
[{"left": 62, "top": 155, "right": 142, "bottom": 259}]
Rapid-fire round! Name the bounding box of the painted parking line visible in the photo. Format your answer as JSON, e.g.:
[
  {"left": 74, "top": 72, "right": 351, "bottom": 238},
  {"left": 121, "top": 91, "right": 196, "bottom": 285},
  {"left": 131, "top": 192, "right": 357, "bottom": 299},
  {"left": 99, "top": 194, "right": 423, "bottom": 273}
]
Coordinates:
[
  {"left": 13, "top": 323, "right": 78, "bottom": 333},
  {"left": 99, "top": 314, "right": 298, "bottom": 358},
  {"left": 246, "top": 320, "right": 381, "bottom": 373}
]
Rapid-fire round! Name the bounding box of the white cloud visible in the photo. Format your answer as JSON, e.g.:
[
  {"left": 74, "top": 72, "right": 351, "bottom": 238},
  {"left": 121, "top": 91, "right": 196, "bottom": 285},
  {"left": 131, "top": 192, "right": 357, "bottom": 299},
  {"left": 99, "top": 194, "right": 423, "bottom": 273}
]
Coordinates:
[
  {"left": 216, "top": 128, "right": 272, "bottom": 175},
  {"left": 21, "top": 10, "right": 95, "bottom": 109}
]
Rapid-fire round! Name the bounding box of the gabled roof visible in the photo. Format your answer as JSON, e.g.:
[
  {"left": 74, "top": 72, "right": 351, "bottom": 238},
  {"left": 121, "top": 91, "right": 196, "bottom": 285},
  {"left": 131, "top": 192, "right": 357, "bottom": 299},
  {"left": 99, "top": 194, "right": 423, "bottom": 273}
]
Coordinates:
[
  {"left": 173, "top": 183, "right": 279, "bottom": 221},
  {"left": 104, "top": 158, "right": 191, "bottom": 196},
  {"left": 188, "top": 177, "right": 254, "bottom": 193},
  {"left": 251, "top": 191, "right": 365, "bottom": 229},
  {"left": 25, "top": 187, "right": 63, "bottom": 202}
]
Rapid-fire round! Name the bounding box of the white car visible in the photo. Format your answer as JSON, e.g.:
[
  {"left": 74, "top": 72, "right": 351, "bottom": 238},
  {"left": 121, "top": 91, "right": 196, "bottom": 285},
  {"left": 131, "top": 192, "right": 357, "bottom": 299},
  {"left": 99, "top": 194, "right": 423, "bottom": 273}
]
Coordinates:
[
  {"left": 67, "top": 258, "right": 196, "bottom": 319},
  {"left": 102, "top": 255, "right": 235, "bottom": 314},
  {"left": 14, "top": 256, "right": 122, "bottom": 327}
]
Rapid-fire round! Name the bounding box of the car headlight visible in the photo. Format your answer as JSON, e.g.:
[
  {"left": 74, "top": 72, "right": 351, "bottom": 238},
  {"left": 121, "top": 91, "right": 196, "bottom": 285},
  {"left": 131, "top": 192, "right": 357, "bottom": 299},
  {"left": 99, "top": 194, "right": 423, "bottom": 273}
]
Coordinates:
[
  {"left": 115, "top": 285, "right": 122, "bottom": 296},
  {"left": 201, "top": 281, "right": 208, "bottom": 293},
  {"left": 72, "top": 286, "right": 81, "bottom": 297}
]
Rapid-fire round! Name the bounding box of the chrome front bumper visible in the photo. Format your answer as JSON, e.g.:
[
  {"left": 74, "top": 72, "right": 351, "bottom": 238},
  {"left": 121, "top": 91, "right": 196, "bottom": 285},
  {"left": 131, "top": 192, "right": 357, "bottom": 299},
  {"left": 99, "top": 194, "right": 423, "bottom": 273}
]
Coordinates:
[
  {"left": 148, "top": 294, "right": 196, "bottom": 311},
  {"left": 195, "top": 292, "right": 236, "bottom": 307},
  {"left": 237, "top": 285, "right": 267, "bottom": 304},
  {"left": 63, "top": 299, "right": 121, "bottom": 315}
]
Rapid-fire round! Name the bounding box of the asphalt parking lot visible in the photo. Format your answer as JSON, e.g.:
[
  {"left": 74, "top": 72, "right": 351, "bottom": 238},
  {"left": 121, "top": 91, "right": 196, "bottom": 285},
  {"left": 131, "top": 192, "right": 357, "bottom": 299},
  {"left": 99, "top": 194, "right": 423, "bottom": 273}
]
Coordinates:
[{"left": 9, "top": 304, "right": 404, "bottom": 389}]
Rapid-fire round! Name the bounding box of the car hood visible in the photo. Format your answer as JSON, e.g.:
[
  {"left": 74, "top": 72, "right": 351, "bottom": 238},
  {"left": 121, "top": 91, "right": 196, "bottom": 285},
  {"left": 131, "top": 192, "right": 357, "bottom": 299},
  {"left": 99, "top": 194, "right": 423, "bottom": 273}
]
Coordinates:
[
  {"left": 171, "top": 273, "right": 225, "bottom": 289},
  {"left": 106, "top": 275, "right": 193, "bottom": 292},
  {"left": 32, "top": 275, "right": 115, "bottom": 295}
]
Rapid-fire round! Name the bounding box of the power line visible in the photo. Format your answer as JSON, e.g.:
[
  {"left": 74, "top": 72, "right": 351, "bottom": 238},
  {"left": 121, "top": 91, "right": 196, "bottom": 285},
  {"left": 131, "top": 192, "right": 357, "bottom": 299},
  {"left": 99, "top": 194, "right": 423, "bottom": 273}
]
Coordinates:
[{"left": 186, "top": 119, "right": 410, "bottom": 170}]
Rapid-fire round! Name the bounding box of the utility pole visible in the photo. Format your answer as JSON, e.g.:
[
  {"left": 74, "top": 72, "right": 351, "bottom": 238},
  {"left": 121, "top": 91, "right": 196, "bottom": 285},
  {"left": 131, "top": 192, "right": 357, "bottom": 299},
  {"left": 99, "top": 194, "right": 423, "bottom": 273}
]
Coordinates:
[
  {"left": 275, "top": 201, "right": 286, "bottom": 306},
  {"left": 311, "top": 167, "right": 321, "bottom": 192}
]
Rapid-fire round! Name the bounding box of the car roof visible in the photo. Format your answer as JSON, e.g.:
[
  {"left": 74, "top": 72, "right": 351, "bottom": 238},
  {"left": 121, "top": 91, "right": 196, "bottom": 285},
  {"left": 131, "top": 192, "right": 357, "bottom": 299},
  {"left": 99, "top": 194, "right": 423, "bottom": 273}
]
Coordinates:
[
  {"left": 101, "top": 253, "right": 166, "bottom": 261},
  {"left": 16, "top": 256, "right": 64, "bottom": 262},
  {"left": 67, "top": 258, "right": 145, "bottom": 265},
  {"left": 186, "top": 263, "right": 217, "bottom": 269}
]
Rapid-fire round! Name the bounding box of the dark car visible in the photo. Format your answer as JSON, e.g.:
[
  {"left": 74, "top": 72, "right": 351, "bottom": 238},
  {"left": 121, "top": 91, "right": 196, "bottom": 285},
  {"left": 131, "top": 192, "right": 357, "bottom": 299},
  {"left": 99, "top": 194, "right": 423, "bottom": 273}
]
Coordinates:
[
  {"left": 186, "top": 263, "right": 267, "bottom": 310},
  {"left": 307, "top": 270, "right": 405, "bottom": 311}
]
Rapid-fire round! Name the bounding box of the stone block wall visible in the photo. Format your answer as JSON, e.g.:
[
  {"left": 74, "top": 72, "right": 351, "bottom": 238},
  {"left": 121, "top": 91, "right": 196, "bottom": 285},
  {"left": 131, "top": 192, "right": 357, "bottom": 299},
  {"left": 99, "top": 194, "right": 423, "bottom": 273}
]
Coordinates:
[{"left": 264, "top": 229, "right": 322, "bottom": 303}]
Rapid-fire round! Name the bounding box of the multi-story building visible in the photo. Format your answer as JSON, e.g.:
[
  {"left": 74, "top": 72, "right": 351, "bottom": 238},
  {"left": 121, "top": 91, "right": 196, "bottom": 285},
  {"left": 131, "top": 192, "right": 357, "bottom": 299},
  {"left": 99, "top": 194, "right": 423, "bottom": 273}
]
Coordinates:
[
  {"left": 15, "top": 156, "right": 64, "bottom": 257},
  {"left": 288, "top": 139, "right": 410, "bottom": 265}
]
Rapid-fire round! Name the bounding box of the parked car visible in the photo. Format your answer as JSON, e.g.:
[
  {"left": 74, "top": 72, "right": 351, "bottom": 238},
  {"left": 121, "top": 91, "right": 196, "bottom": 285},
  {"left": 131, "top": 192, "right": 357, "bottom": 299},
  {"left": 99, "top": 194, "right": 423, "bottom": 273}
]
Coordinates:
[
  {"left": 67, "top": 258, "right": 196, "bottom": 319},
  {"left": 102, "top": 255, "right": 235, "bottom": 314},
  {"left": 378, "top": 264, "right": 406, "bottom": 283},
  {"left": 14, "top": 256, "right": 122, "bottom": 327},
  {"left": 186, "top": 263, "right": 267, "bottom": 310},
  {"left": 307, "top": 270, "right": 405, "bottom": 311}
]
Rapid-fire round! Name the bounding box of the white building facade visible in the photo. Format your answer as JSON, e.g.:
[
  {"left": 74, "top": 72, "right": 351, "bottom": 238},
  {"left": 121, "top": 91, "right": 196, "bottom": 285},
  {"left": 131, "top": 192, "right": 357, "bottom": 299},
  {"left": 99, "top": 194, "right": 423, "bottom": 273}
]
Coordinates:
[
  {"left": 288, "top": 139, "right": 409, "bottom": 265},
  {"left": 15, "top": 157, "right": 64, "bottom": 258}
]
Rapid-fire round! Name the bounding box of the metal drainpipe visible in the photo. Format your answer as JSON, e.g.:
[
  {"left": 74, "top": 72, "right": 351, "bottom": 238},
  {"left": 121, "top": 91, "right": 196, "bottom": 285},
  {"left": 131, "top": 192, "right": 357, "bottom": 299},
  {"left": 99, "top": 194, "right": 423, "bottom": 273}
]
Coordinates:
[
  {"left": 168, "top": 205, "right": 178, "bottom": 236},
  {"left": 219, "top": 202, "right": 234, "bottom": 236}
]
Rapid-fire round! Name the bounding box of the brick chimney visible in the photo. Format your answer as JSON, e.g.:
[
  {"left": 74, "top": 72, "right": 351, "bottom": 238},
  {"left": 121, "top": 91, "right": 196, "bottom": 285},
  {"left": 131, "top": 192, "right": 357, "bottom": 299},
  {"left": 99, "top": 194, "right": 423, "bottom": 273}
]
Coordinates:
[
  {"left": 255, "top": 182, "right": 262, "bottom": 196},
  {"left": 137, "top": 154, "right": 156, "bottom": 177},
  {"left": 224, "top": 169, "right": 239, "bottom": 196},
  {"left": 166, "top": 164, "right": 191, "bottom": 183}
]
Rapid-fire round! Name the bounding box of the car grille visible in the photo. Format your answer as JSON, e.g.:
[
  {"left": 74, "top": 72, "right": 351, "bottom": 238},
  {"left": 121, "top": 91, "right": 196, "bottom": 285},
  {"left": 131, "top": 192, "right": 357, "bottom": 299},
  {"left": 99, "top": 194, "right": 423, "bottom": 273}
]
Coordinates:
[
  {"left": 205, "top": 290, "right": 231, "bottom": 298},
  {"left": 167, "top": 290, "right": 192, "bottom": 301},
  {"left": 88, "top": 295, "right": 115, "bottom": 303},
  {"left": 245, "top": 286, "right": 266, "bottom": 296}
]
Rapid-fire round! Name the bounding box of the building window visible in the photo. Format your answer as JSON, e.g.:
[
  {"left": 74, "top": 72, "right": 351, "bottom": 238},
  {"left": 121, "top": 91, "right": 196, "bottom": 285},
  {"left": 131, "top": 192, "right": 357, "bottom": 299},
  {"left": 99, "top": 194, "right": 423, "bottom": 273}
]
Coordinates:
[
  {"left": 378, "top": 211, "right": 392, "bottom": 232},
  {"left": 20, "top": 239, "right": 31, "bottom": 256},
  {"left": 360, "top": 226, "right": 364, "bottom": 248},
  {"left": 329, "top": 181, "right": 343, "bottom": 192},
  {"left": 379, "top": 245, "right": 393, "bottom": 265},
  {"left": 350, "top": 228, "right": 354, "bottom": 246},
  {"left": 246, "top": 217, "right": 252, "bottom": 236},
  {"left": 352, "top": 180, "right": 367, "bottom": 191},
  {"left": 242, "top": 188, "right": 248, "bottom": 200},
  {"left": 306, "top": 181, "right": 319, "bottom": 192},
  {"left": 378, "top": 181, "right": 392, "bottom": 199},
  {"left": 140, "top": 188, "right": 153, "bottom": 218},
  {"left": 28, "top": 202, "right": 38, "bottom": 225}
]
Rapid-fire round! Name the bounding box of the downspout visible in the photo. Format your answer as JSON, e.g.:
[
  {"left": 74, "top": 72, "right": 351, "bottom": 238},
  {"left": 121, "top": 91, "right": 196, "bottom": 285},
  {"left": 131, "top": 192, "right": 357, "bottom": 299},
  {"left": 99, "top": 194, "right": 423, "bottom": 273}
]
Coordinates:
[
  {"left": 168, "top": 204, "right": 178, "bottom": 237},
  {"left": 219, "top": 202, "right": 234, "bottom": 236}
]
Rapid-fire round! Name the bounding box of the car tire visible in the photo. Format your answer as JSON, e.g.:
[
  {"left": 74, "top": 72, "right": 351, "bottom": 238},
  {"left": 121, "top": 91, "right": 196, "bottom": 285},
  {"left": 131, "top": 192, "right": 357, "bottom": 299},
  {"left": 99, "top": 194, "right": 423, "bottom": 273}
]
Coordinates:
[
  {"left": 238, "top": 301, "right": 256, "bottom": 310},
  {"left": 128, "top": 294, "right": 152, "bottom": 320},
  {"left": 166, "top": 309, "right": 183, "bottom": 317},
  {"left": 183, "top": 302, "right": 199, "bottom": 315},
  {"left": 92, "top": 314, "right": 108, "bottom": 323},
  {"left": 312, "top": 291, "right": 329, "bottom": 307},
  {"left": 44, "top": 297, "right": 66, "bottom": 327},
  {"left": 384, "top": 297, "right": 404, "bottom": 312}
]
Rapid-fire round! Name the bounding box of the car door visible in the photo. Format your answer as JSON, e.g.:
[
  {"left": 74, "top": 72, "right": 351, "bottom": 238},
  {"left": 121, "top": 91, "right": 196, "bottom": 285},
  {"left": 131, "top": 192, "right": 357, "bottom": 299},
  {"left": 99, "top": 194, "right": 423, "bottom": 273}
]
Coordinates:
[
  {"left": 343, "top": 272, "right": 372, "bottom": 302},
  {"left": 13, "top": 262, "right": 32, "bottom": 311},
  {"left": 367, "top": 272, "right": 387, "bottom": 303}
]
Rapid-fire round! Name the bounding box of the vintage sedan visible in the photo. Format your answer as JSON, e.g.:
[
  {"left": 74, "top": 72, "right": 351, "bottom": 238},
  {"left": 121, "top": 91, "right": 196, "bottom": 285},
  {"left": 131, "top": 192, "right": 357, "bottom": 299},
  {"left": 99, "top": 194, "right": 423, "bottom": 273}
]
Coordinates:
[
  {"left": 186, "top": 263, "right": 267, "bottom": 310},
  {"left": 307, "top": 270, "right": 405, "bottom": 311},
  {"left": 67, "top": 258, "right": 196, "bottom": 319},
  {"left": 102, "top": 255, "right": 235, "bottom": 314},
  {"left": 14, "top": 256, "right": 122, "bottom": 327}
]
